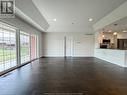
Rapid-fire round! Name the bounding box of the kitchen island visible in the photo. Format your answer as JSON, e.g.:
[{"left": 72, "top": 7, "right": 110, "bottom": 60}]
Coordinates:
[{"left": 94, "top": 49, "right": 127, "bottom": 67}]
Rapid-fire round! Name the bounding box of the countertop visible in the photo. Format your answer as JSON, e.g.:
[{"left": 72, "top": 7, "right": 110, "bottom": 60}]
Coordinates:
[{"left": 96, "top": 48, "right": 127, "bottom": 51}]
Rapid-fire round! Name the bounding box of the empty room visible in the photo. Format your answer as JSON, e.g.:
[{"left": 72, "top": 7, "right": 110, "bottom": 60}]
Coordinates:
[{"left": 0, "top": 0, "right": 127, "bottom": 95}]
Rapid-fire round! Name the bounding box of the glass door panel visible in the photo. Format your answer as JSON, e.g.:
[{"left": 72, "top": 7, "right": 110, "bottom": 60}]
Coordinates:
[
  {"left": 31, "top": 35, "right": 37, "bottom": 60},
  {"left": 20, "top": 31, "right": 30, "bottom": 64},
  {"left": 0, "top": 23, "right": 17, "bottom": 72}
]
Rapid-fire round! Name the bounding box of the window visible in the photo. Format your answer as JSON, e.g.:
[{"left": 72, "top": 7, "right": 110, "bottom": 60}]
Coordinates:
[
  {"left": 0, "top": 22, "right": 17, "bottom": 72},
  {"left": 20, "top": 31, "right": 30, "bottom": 64}
]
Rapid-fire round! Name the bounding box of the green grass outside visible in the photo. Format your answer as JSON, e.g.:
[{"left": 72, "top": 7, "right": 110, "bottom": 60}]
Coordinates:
[{"left": 0, "top": 47, "right": 29, "bottom": 64}]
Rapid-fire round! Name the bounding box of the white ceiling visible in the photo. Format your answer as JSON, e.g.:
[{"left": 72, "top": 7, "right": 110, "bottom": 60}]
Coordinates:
[
  {"left": 102, "top": 17, "right": 127, "bottom": 32},
  {"left": 32, "top": 0, "right": 126, "bottom": 33},
  {"left": 15, "top": 0, "right": 49, "bottom": 32}
]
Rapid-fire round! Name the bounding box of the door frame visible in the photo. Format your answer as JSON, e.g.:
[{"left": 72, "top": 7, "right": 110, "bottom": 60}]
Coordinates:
[{"left": 64, "top": 36, "right": 73, "bottom": 57}]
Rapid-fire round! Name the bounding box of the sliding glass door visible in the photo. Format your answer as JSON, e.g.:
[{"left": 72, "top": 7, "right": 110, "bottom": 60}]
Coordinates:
[
  {"left": 20, "top": 32, "right": 30, "bottom": 64},
  {"left": 0, "top": 21, "right": 39, "bottom": 74},
  {"left": 31, "top": 35, "right": 37, "bottom": 60},
  {"left": 0, "top": 23, "right": 17, "bottom": 72}
]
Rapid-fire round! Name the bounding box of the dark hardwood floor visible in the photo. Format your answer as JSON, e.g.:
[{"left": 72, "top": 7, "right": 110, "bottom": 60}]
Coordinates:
[{"left": 0, "top": 57, "right": 127, "bottom": 95}]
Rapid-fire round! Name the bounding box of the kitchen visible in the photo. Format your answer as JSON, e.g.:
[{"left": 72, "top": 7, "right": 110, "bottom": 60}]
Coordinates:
[{"left": 94, "top": 17, "right": 127, "bottom": 67}]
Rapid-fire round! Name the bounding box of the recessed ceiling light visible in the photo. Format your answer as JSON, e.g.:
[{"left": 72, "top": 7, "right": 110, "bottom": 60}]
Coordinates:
[
  {"left": 113, "top": 32, "right": 117, "bottom": 35},
  {"left": 123, "top": 30, "right": 127, "bottom": 32},
  {"left": 102, "top": 34, "right": 105, "bottom": 38},
  {"left": 88, "top": 18, "right": 93, "bottom": 22},
  {"left": 108, "top": 30, "right": 112, "bottom": 32},
  {"left": 53, "top": 19, "right": 57, "bottom": 21}
]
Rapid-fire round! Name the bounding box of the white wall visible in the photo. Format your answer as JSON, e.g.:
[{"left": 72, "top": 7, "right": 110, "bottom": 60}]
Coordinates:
[
  {"left": 0, "top": 16, "right": 44, "bottom": 57},
  {"left": 43, "top": 32, "right": 94, "bottom": 57}
]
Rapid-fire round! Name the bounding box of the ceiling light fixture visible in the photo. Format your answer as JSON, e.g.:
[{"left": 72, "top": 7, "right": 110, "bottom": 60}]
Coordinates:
[
  {"left": 88, "top": 18, "right": 93, "bottom": 22},
  {"left": 113, "top": 32, "right": 117, "bottom": 35},
  {"left": 102, "top": 34, "right": 105, "bottom": 38},
  {"left": 123, "top": 30, "right": 127, "bottom": 32},
  {"left": 53, "top": 19, "right": 57, "bottom": 21},
  {"left": 108, "top": 30, "right": 112, "bottom": 32}
]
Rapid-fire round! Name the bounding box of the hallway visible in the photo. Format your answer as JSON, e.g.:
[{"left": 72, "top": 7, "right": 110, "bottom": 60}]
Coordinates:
[{"left": 0, "top": 58, "right": 127, "bottom": 95}]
